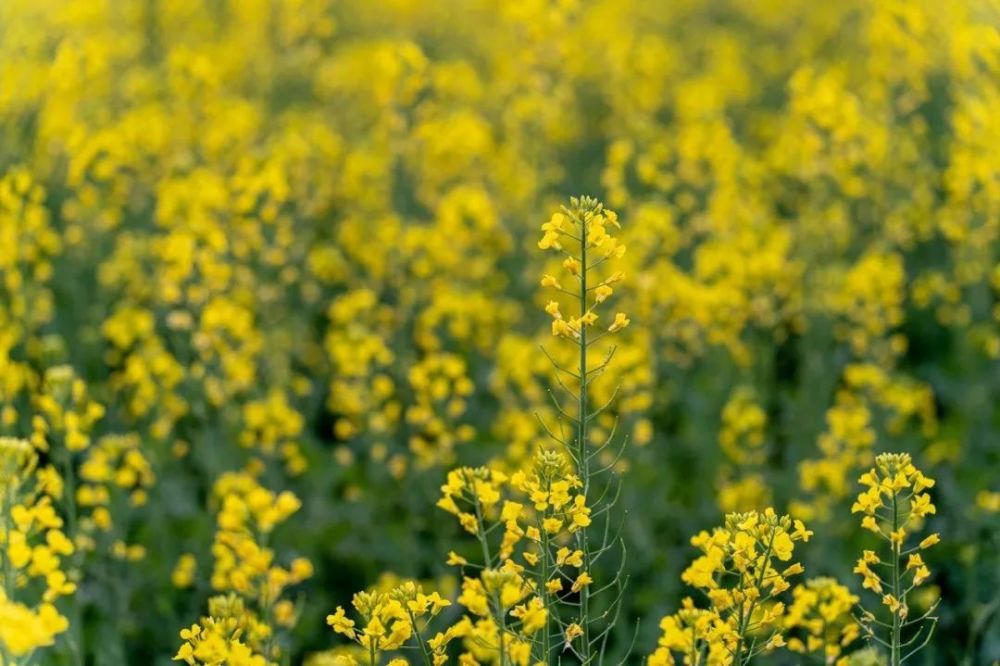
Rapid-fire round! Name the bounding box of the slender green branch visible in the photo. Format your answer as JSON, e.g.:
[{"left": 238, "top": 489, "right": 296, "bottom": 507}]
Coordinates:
[
  {"left": 576, "top": 211, "right": 593, "bottom": 664},
  {"left": 891, "top": 491, "right": 901, "bottom": 666}
]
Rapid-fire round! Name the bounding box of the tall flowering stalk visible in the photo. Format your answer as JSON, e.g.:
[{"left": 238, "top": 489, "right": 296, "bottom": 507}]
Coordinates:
[
  {"left": 538, "top": 195, "right": 629, "bottom": 663},
  {"left": 174, "top": 471, "right": 313, "bottom": 665},
  {"left": 851, "top": 453, "right": 939, "bottom": 665},
  {"left": 324, "top": 197, "right": 632, "bottom": 666},
  {"left": 0, "top": 436, "right": 76, "bottom": 663}
]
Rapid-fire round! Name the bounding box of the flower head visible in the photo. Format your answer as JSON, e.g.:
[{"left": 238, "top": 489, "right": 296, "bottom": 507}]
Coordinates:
[{"left": 0, "top": 437, "right": 36, "bottom": 487}]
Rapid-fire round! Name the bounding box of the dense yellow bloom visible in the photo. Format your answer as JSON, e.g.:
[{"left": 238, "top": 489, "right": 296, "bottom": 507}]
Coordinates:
[
  {"left": 0, "top": 596, "right": 69, "bottom": 657},
  {"left": 437, "top": 466, "right": 507, "bottom": 536},
  {"left": 240, "top": 390, "right": 307, "bottom": 474},
  {"left": 174, "top": 595, "right": 272, "bottom": 666},
  {"left": 659, "top": 509, "right": 811, "bottom": 664},
  {"left": 328, "top": 579, "right": 458, "bottom": 665},
  {"left": 0, "top": 0, "right": 992, "bottom": 661},
  {"left": 509, "top": 596, "right": 546, "bottom": 634},
  {"left": 539, "top": 197, "right": 628, "bottom": 342},
  {"left": 648, "top": 597, "right": 735, "bottom": 666},
  {"left": 784, "top": 577, "right": 859, "bottom": 661},
  {"left": 852, "top": 453, "right": 936, "bottom": 527},
  {"left": 0, "top": 437, "right": 35, "bottom": 486},
  {"left": 716, "top": 387, "right": 771, "bottom": 513},
  {"left": 718, "top": 388, "right": 767, "bottom": 467},
  {"left": 76, "top": 433, "right": 155, "bottom": 542},
  {"left": 405, "top": 353, "right": 477, "bottom": 468},
  {"left": 825, "top": 252, "right": 906, "bottom": 358},
  {"left": 34, "top": 365, "right": 106, "bottom": 454},
  {"left": 176, "top": 471, "right": 311, "bottom": 665},
  {"left": 210, "top": 472, "right": 310, "bottom": 600},
  {"left": 432, "top": 427, "right": 613, "bottom": 662},
  {"left": 173, "top": 554, "right": 199, "bottom": 589}
]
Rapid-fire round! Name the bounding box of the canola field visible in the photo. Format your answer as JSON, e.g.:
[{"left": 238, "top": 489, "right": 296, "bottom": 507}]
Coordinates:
[{"left": 0, "top": 1, "right": 998, "bottom": 665}]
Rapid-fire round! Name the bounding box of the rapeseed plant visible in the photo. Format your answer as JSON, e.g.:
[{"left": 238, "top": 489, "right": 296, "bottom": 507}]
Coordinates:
[
  {"left": 536, "top": 196, "right": 631, "bottom": 662},
  {"left": 326, "top": 197, "right": 633, "bottom": 665}
]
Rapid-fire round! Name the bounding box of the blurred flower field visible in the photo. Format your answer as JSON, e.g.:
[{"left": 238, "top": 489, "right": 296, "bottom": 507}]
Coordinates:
[{"left": 0, "top": 0, "right": 998, "bottom": 664}]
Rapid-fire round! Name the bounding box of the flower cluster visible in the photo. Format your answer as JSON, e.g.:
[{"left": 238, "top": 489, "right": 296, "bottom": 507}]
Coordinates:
[
  {"left": 240, "top": 390, "right": 308, "bottom": 475},
  {"left": 795, "top": 365, "right": 937, "bottom": 523},
  {"left": 435, "top": 466, "right": 550, "bottom": 664},
  {"left": 539, "top": 196, "right": 628, "bottom": 340},
  {"left": 784, "top": 577, "right": 860, "bottom": 663},
  {"left": 210, "top": 472, "right": 311, "bottom": 602},
  {"left": 405, "top": 353, "right": 476, "bottom": 468},
  {"left": 510, "top": 450, "right": 592, "bottom": 540},
  {"left": 76, "top": 433, "right": 155, "bottom": 538},
  {"left": 716, "top": 387, "right": 770, "bottom": 513},
  {"left": 327, "top": 581, "right": 451, "bottom": 665},
  {"left": 0, "top": 169, "right": 59, "bottom": 343},
  {"left": 648, "top": 597, "right": 732, "bottom": 666},
  {"left": 655, "top": 509, "right": 813, "bottom": 664},
  {"left": 333, "top": 440, "right": 604, "bottom": 665},
  {"left": 32, "top": 365, "right": 106, "bottom": 455},
  {"left": 436, "top": 466, "right": 507, "bottom": 538},
  {"left": 175, "top": 471, "right": 312, "bottom": 665}
]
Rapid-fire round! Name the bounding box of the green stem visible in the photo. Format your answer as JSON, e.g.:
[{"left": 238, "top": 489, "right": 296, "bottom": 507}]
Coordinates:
[
  {"left": 734, "top": 530, "right": 776, "bottom": 665},
  {"left": 3, "top": 484, "right": 13, "bottom": 599},
  {"left": 262, "top": 590, "right": 277, "bottom": 661},
  {"left": 469, "top": 483, "right": 493, "bottom": 569},
  {"left": 576, "top": 214, "right": 592, "bottom": 664},
  {"left": 61, "top": 452, "right": 77, "bottom": 540},
  {"left": 733, "top": 570, "right": 748, "bottom": 664},
  {"left": 538, "top": 509, "right": 552, "bottom": 664},
  {"left": 405, "top": 609, "right": 434, "bottom": 666},
  {"left": 2, "top": 483, "right": 15, "bottom": 665},
  {"left": 61, "top": 449, "right": 84, "bottom": 666},
  {"left": 258, "top": 527, "right": 282, "bottom": 662},
  {"left": 470, "top": 487, "right": 506, "bottom": 666},
  {"left": 891, "top": 492, "right": 901, "bottom": 666},
  {"left": 497, "top": 603, "right": 508, "bottom": 666}
]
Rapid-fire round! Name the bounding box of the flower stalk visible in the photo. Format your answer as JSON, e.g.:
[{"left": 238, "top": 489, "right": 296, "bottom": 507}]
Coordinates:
[{"left": 851, "top": 452, "right": 939, "bottom": 665}]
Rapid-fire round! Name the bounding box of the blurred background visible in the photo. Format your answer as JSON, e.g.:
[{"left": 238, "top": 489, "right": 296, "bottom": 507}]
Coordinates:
[{"left": 0, "top": 0, "right": 998, "bottom": 663}]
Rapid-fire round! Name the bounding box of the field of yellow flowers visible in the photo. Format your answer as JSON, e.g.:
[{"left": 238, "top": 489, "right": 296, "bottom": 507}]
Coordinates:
[{"left": 1, "top": 0, "right": 998, "bottom": 664}]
